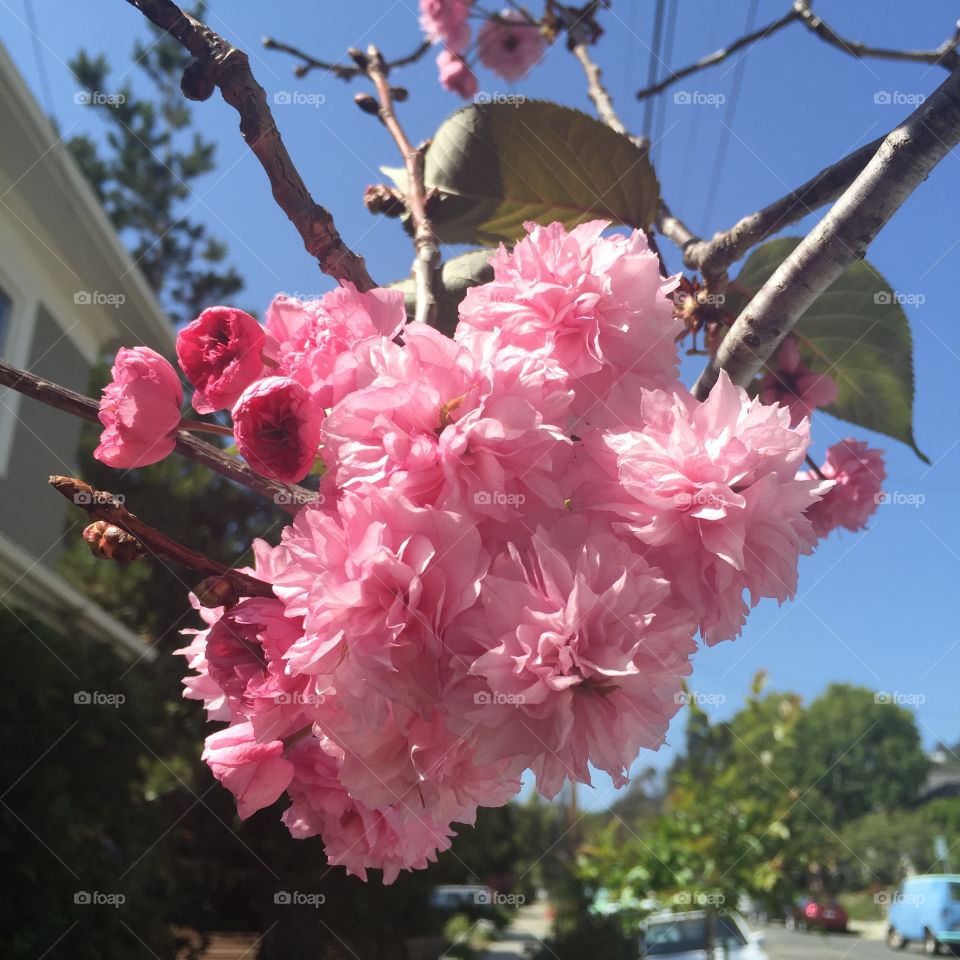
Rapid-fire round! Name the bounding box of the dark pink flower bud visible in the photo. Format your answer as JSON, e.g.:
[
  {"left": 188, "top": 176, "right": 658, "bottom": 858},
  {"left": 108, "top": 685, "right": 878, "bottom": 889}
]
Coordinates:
[
  {"left": 232, "top": 376, "right": 324, "bottom": 483},
  {"left": 177, "top": 306, "right": 266, "bottom": 414},
  {"left": 94, "top": 346, "right": 183, "bottom": 468}
]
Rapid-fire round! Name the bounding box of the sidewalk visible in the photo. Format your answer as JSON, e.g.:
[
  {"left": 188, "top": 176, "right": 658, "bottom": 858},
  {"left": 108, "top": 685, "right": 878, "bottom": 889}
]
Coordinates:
[{"left": 480, "top": 902, "right": 553, "bottom": 958}]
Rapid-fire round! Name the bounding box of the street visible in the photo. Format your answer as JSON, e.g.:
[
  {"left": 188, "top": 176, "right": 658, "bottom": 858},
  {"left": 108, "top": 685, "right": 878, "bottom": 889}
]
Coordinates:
[{"left": 765, "top": 924, "right": 896, "bottom": 960}]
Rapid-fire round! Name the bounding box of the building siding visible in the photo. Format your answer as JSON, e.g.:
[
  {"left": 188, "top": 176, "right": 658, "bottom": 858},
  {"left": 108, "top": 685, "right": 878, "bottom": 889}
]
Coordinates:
[{"left": 0, "top": 305, "right": 90, "bottom": 566}]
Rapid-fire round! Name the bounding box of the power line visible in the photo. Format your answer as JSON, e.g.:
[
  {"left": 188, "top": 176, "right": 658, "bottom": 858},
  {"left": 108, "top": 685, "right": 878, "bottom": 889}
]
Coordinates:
[
  {"left": 701, "top": 0, "right": 761, "bottom": 232},
  {"left": 653, "top": 0, "right": 680, "bottom": 164},
  {"left": 22, "top": 0, "right": 57, "bottom": 125},
  {"left": 642, "top": 0, "right": 667, "bottom": 142}
]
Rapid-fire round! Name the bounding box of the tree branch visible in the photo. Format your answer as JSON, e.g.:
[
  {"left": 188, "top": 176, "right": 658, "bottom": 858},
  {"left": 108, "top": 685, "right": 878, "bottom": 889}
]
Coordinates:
[
  {"left": 50, "top": 475, "right": 274, "bottom": 598},
  {"left": 123, "top": 0, "right": 375, "bottom": 290},
  {"left": 0, "top": 360, "right": 310, "bottom": 514},
  {"left": 263, "top": 36, "right": 432, "bottom": 81},
  {"left": 692, "top": 66, "right": 960, "bottom": 399},
  {"left": 364, "top": 46, "right": 441, "bottom": 328},
  {"left": 635, "top": 8, "right": 801, "bottom": 101},
  {"left": 794, "top": 1, "right": 960, "bottom": 71},
  {"left": 666, "top": 135, "right": 887, "bottom": 286}
]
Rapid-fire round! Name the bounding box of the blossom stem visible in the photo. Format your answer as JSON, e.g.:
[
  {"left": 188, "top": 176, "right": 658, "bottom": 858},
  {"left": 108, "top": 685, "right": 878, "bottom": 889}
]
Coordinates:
[
  {"left": 49, "top": 475, "right": 275, "bottom": 598},
  {"left": 363, "top": 46, "right": 442, "bottom": 329},
  {"left": 0, "top": 359, "right": 310, "bottom": 514},
  {"left": 804, "top": 454, "right": 826, "bottom": 481},
  {"left": 179, "top": 418, "right": 234, "bottom": 437}
]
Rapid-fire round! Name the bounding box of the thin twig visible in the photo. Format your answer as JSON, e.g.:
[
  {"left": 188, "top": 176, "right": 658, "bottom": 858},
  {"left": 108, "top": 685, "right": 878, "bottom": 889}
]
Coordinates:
[
  {"left": 692, "top": 66, "right": 960, "bottom": 399},
  {"left": 794, "top": 1, "right": 960, "bottom": 71},
  {"left": 0, "top": 360, "right": 310, "bottom": 514},
  {"left": 124, "top": 0, "right": 375, "bottom": 290},
  {"left": 263, "top": 36, "right": 431, "bottom": 80},
  {"left": 635, "top": 8, "right": 801, "bottom": 101},
  {"left": 364, "top": 46, "right": 441, "bottom": 328},
  {"left": 571, "top": 41, "right": 647, "bottom": 150},
  {"left": 50, "top": 475, "right": 274, "bottom": 598}
]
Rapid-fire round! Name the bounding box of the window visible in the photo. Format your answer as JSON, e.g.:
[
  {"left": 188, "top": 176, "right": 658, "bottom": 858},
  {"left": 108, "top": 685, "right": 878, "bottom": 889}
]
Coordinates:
[{"left": 0, "top": 285, "right": 11, "bottom": 354}]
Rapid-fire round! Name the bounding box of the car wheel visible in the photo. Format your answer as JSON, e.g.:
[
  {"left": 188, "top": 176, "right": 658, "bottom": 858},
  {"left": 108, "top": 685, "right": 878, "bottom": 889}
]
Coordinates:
[
  {"left": 887, "top": 928, "right": 907, "bottom": 951},
  {"left": 924, "top": 930, "right": 942, "bottom": 955}
]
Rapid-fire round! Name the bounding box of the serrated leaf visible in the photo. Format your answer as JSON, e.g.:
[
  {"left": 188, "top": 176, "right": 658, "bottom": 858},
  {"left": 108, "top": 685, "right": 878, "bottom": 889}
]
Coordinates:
[
  {"left": 390, "top": 249, "right": 494, "bottom": 337},
  {"left": 422, "top": 100, "right": 660, "bottom": 245},
  {"left": 726, "top": 237, "right": 926, "bottom": 462}
]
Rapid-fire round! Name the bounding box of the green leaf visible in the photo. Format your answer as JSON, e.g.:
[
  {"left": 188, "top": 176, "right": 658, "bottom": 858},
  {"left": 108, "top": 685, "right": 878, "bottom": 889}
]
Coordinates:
[
  {"left": 390, "top": 249, "right": 494, "bottom": 337},
  {"left": 725, "top": 237, "right": 927, "bottom": 462},
  {"left": 421, "top": 100, "right": 660, "bottom": 245}
]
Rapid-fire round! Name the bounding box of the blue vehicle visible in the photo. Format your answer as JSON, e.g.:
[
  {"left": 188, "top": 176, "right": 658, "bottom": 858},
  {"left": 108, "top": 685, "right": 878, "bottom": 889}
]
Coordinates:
[{"left": 887, "top": 875, "right": 960, "bottom": 954}]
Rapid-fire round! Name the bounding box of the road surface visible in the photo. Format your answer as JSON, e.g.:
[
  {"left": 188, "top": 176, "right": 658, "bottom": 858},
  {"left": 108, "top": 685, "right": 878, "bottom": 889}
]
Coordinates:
[
  {"left": 765, "top": 924, "right": 901, "bottom": 960},
  {"left": 480, "top": 901, "right": 553, "bottom": 957}
]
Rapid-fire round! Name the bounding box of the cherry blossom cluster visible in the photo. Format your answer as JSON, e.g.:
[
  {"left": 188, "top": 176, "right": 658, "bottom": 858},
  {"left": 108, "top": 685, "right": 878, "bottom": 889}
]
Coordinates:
[
  {"left": 419, "top": 0, "right": 547, "bottom": 98},
  {"left": 94, "top": 220, "right": 884, "bottom": 882}
]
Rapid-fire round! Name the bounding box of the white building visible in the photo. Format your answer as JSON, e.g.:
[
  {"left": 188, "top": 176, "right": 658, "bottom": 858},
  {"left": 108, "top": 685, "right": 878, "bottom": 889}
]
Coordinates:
[{"left": 0, "top": 41, "right": 174, "bottom": 659}]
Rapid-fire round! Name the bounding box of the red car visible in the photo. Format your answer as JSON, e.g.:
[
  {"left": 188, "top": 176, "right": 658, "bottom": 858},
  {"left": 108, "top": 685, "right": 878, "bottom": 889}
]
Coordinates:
[{"left": 788, "top": 898, "right": 849, "bottom": 933}]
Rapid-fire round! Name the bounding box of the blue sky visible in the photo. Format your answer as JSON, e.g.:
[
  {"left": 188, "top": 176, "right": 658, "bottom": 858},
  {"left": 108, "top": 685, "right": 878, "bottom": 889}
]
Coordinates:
[{"left": 3, "top": 1, "right": 959, "bottom": 809}]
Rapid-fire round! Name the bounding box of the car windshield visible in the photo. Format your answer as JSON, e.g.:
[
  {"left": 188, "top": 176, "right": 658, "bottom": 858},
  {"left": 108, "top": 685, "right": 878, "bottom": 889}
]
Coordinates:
[
  {"left": 644, "top": 917, "right": 747, "bottom": 955},
  {"left": 949, "top": 883, "right": 960, "bottom": 902}
]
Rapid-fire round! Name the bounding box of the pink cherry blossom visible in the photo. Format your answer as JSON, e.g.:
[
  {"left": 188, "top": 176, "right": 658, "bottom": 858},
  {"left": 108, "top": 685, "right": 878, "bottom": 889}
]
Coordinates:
[
  {"left": 802, "top": 440, "right": 885, "bottom": 537},
  {"left": 202, "top": 722, "right": 294, "bottom": 820},
  {"left": 477, "top": 11, "right": 547, "bottom": 83},
  {"left": 759, "top": 336, "right": 839, "bottom": 426},
  {"left": 94, "top": 346, "right": 183, "bottom": 468},
  {"left": 583, "top": 373, "right": 823, "bottom": 644},
  {"left": 437, "top": 50, "right": 478, "bottom": 98},
  {"left": 265, "top": 284, "right": 405, "bottom": 408},
  {"left": 231, "top": 376, "right": 324, "bottom": 483},
  {"left": 322, "top": 323, "right": 571, "bottom": 520},
  {"left": 448, "top": 517, "right": 696, "bottom": 797},
  {"left": 457, "top": 221, "right": 682, "bottom": 411},
  {"left": 420, "top": 0, "right": 472, "bottom": 52},
  {"left": 263, "top": 487, "right": 487, "bottom": 711},
  {"left": 177, "top": 306, "right": 265, "bottom": 414}
]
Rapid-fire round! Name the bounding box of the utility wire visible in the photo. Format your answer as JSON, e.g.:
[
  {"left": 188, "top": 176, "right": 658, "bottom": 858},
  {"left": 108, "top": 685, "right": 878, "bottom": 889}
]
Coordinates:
[
  {"left": 642, "top": 0, "right": 667, "bottom": 141},
  {"left": 653, "top": 0, "right": 680, "bottom": 164},
  {"left": 23, "top": 0, "right": 57, "bottom": 126},
  {"left": 701, "top": 0, "right": 761, "bottom": 232}
]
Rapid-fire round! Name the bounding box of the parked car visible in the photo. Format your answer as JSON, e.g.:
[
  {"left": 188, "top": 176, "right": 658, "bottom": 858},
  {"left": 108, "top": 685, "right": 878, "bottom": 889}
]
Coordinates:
[
  {"left": 786, "top": 897, "right": 848, "bottom": 933},
  {"left": 428, "top": 884, "right": 494, "bottom": 912},
  {"left": 639, "top": 911, "right": 768, "bottom": 960},
  {"left": 887, "top": 874, "right": 960, "bottom": 954}
]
